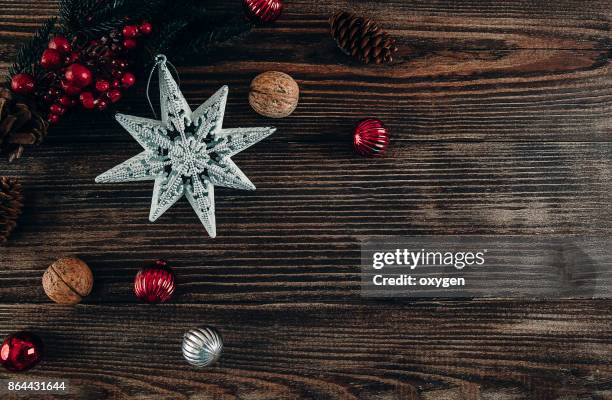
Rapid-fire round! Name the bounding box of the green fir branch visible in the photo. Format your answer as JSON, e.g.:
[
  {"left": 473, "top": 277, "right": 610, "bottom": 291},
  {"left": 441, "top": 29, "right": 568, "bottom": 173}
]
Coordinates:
[
  {"left": 7, "top": 18, "right": 57, "bottom": 82},
  {"left": 7, "top": 1, "right": 252, "bottom": 80}
]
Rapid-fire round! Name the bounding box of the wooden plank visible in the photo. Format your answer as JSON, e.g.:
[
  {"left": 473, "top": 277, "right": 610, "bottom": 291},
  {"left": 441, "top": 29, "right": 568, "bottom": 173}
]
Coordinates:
[
  {"left": 0, "top": 2, "right": 610, "bottom": 142},
  {"left": 0, "top": 142, "right": 609, "bottom": 303},
  {"left": 0, "top": 302, "right": 610, "bottom": 400}
]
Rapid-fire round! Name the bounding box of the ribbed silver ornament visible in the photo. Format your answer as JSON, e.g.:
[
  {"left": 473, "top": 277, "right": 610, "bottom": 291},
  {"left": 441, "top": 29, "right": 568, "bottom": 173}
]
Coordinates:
[{"left": 182, "top": 327, "right": 223, "bottom": 367}]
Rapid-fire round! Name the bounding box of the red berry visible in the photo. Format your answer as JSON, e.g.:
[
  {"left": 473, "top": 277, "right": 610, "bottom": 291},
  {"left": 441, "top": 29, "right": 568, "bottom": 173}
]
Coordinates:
[
  {"left": 79, "top": 92, "right": 95, "bottom": 109},
  {"left": 40, "top": 49, "right": 62, "bottom": 69},
  {"left": 107, "top": 89, "right": 122, "bottom": 103},
  {"left": 48, "top": 36, "right": 71, "bottom": 53},
  {"left": 122, "top": 25, "right": 139, "bottom": 38},
  {"left": 58, "top": 95, "right": 72, "bottom": 107},
  {"left": 10, "top": 73, "right": 35, "bottom": 95},
  {"left": 48, "top": 113, "right": 60, "bottom": 124},
  {"left": 95, "top": 98, "right": 108, "bottom": 111},
  {"left": 123, "top": 39, "right": 137, "bottom": 50},
  {"left": 111, "top": 79, "right": 121, "bottom": 89},
  {"left": 139, "top": 22, "right": 152, "bottom": 35},
  {"left": 121, "top": 72, "right": 136, "bottom": 88},
  {"left": 95, "top": 80, "right": 110, "bottom": 92},
  {"left": 61, "top": 80, "right": 82, "bottom": 95},
  {"left": 49, "top": 104, "right": 65, "bottom": 115},
  {"left": 65, "top": 64, "right": 92, "bottom": 88}
]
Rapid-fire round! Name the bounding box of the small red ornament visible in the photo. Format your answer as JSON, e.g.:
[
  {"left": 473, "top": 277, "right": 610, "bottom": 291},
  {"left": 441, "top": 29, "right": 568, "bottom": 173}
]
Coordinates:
[
  {"left": 107, "top": 89, "right": 122, "bottom": 103},
  {"left": 139, "top": 21, "right": 153, "bottom": 35},
  {"left": 10, "top": 73, "right": 36, "bottom": 95},
  {"left": 48, "top": 113, "right": 60, "bottom": 124},
  {"left": 122, "top": 25, "right": 139, "bottom": 38},
  {"left": 134, "top": 260, "right": 176, "bottom": 304},
  {"left": 48, "top": 36, "right": 71, "bottom": 53},
  {"left": 65, "top": 64, "right": 93, "bottom": 88},
  {"left": 40, "top": 49, "right": 62, "bottom": 69},
  {"left": 121, "top": 72, "right": 136, "bottom": 88},
  {"left": 111, "top": 79, "right": 121, "bottom": 89},
  {"left": 79, "top": 92, "right": 95, "bottom": 109},
  {"left": 243, "top": 0, "right": 283, "bottom": 23},
  {"left": 95, "top": 80, "right": 110, "bottom": 92},
  {"left": 50, "top": 103, "right": 65, "bottom": 116},
  {"left": 123, "top": 38, "right": 137, "bottom": 50},
  {"left": 1, "top": 331, "right": 43, "bottom": 372},
  {"left": 353, "top": 118, "right": 389, "bottom": 157}
]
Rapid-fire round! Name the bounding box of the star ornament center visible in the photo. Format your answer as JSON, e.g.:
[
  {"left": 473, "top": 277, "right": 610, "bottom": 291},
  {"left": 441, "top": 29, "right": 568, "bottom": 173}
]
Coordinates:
[{"left": 95, "top": 55, "right": 276, "bottom": 238}]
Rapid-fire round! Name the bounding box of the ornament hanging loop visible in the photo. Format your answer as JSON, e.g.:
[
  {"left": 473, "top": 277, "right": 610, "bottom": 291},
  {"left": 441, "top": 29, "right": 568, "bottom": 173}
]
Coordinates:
[{"left": 146, "top": 54, "right": 181, "bottom": 119}]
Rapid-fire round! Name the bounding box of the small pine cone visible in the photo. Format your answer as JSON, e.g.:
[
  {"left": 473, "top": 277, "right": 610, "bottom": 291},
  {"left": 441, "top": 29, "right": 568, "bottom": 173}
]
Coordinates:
[
  {"left": 0, "top": 177, "right": 23, "bottom": 243},
  {"left": 0, "top": 87, "right": 49, "bottom": 162},
  {"left": 329, "top": 11, "right": 398, "bottom": 65}
]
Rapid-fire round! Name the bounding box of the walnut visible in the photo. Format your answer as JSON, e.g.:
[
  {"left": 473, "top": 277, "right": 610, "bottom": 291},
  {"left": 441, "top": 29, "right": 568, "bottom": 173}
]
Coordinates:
[
  {"left": 42, "top": 257, "right": 93, "bottom": 305},
  {"left": 249, "top": 71, "right": 299, "bottom": 118}
]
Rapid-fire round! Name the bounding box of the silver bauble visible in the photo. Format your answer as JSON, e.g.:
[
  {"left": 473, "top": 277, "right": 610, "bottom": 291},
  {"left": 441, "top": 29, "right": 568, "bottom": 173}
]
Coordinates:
[{"left": 182, "top": 327, "right": 223, "bottom": 367}]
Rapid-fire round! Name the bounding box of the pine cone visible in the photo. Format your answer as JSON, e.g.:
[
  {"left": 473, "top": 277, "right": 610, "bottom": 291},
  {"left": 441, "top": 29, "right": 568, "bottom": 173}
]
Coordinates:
[
  {"left": 0, "top": 87, "right": 49, "bottom": 162},
  {"left": 0, "top": 177, "right": 23, "bottom": 243},
  {"left": 329, "top": 11, "right": 398, "bottom": 65}
]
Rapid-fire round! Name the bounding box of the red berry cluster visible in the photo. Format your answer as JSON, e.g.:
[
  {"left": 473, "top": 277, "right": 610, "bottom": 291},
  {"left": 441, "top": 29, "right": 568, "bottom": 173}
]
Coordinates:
[{"left": 10, "top": 22, "right": 152, "bottom": 125}]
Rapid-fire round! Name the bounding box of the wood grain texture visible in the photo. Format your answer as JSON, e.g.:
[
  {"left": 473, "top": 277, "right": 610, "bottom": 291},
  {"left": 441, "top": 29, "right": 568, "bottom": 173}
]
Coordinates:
[
  {"left": 0, "top": 302, "right": 611, "bottom": 400},
  {"left": 0, "top": 141, "right": 611, "bottom": 303},
  {"left": 0, "top": 0, "right": 611, "bottom": 399}
]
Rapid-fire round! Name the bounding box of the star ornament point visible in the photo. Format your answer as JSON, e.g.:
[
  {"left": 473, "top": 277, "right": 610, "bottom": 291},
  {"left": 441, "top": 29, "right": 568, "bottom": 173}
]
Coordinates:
[{"left": 95, "top": 58, "right": 275, "bottom": 238}]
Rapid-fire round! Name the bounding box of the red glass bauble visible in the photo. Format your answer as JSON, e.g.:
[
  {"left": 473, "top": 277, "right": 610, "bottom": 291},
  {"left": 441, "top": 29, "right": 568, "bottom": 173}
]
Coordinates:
[
  {"left": 122, "top": 25, "right": 139, "bottom": 38},
  {"left": 79, "top": 92, "right": 95, "bottom": 109},
  {"left": 48, "top": 36, "right": 71, "bottom": 53},
  {"left": 243, "top": 0, "right": 283, "bottom": 23},
  {"left": 65, "top": 64, "right": 93, "bottom": 88},
  {"left": 353, "top": 118, "right": 389, "bottom": 157},
  {"left": 41, "top": 49, "right": 62, "bottom": 69},
  {"left": 111, "top": 79, "right": 121, "bottom": 89},
  {"left": 121, "top": 72, "right": 136, "bottom": 88},
  {"left": 123, "top": 39, "right": 137, "bottom": 50},
  {"left": 1, "top": 332, "right": 43, "bottom": 372},
  {"left": 107, "top": 89, "right": 122, "bottom": 103},
  {"left": 10, "top": 73, "right": 35, "bottom": 95},
  {"left": 134, "top": 260, "right": 176, "bottom": 304},
  {"left": 139, "top": 22, "right": 153, "bottom": 35},
  {"left": 95, "top": 80, "right": 110, "bottom": 93}
]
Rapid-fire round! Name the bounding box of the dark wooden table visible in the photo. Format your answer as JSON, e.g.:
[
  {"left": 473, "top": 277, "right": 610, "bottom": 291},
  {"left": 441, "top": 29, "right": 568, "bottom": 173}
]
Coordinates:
[{"left": 1, "top": 1, "right": 611, "bottom": 399}]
